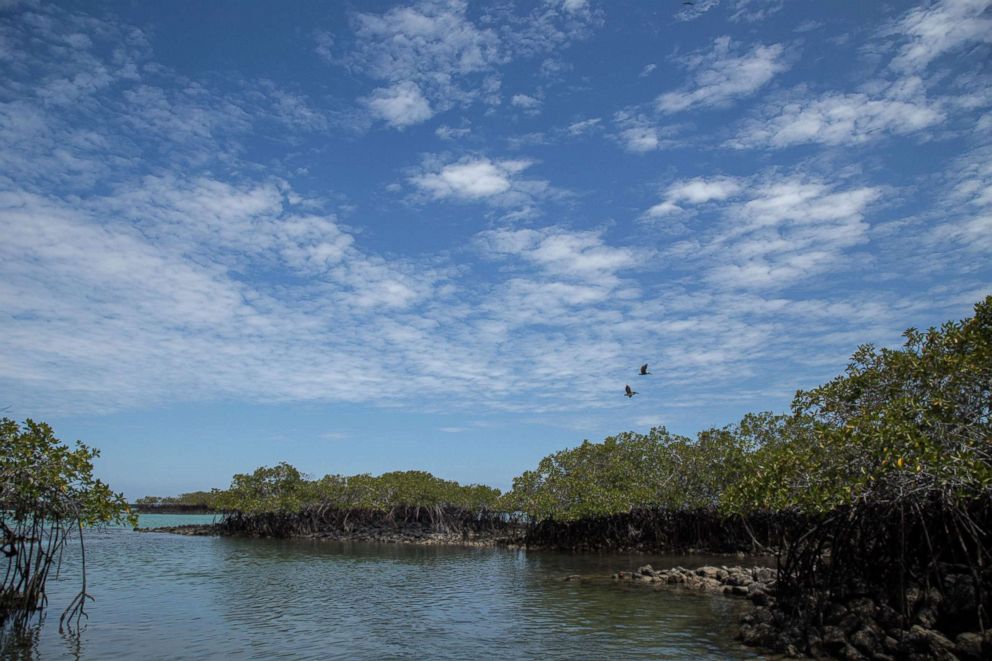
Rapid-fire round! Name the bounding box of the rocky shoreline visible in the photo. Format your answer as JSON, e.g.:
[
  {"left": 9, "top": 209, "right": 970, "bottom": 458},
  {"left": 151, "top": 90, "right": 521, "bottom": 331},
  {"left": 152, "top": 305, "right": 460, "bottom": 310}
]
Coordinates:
[
  {"left": 138, "top": 522, "right": 522, "bottom": 546},
  {"left": 608, "top": 563, "right": 990, "bottom": 660}
]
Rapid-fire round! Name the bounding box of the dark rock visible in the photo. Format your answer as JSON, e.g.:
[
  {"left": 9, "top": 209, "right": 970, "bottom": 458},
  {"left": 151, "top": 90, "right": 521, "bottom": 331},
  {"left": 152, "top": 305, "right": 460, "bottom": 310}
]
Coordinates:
[
  {"left": 637, "top": 564, "right": 657, "bottom": 577},
  {"left": 753, "top": 567, "right": 776, "bottom": 583},
  {"left": 740, "top": 622, "right": 776, "bottom": 647},
  {"left": 954, "top": 632, "right": 983, "bottom": 660},
  {"left": 808, "top": 640, "right": 830, "bottom": 659},
  {"left": 907, "top": 625, "right": 956, "bottom": 657},
  {"left": 840, "top": 643, "right": 867, "bottom": 661},
  {"left": 838, "top": 613, "right": 862, "bottom": 635},
  {"left": 876, "top": 604, "right": 903, "bottom": 629},
  {"left": 695, "top": 566, "right": 726, "bottom": 581},
  {"left": 752, "top": 607, "right": 774, "bottom": 625},
  {"left": 847, "top": 597, "right": 876, "bottom": 618},
  {"left": 731, "top": 585, "right": 749, "bottom": 596},
  {"left": 827, "top": 603, "right": 850, "bottom": 624},
  {"left": 882, "top": 635, "right": 902, "bottom": 655},
  {"left": 822, "top": 625, "right": 849, "bottom": 650},
  {"left": 850, "top": 627, "right": 880, "bottom": 656}
]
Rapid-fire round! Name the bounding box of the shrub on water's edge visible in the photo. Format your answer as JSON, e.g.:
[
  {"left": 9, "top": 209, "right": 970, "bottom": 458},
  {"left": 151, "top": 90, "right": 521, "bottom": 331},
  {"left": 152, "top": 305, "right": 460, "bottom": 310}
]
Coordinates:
[{"left": 1, "top": 418, "right": 134, "bottom": 633}]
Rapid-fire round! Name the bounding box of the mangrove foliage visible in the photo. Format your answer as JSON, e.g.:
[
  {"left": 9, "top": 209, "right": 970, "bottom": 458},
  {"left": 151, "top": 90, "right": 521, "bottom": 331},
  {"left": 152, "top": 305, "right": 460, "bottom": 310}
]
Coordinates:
[
  {"left": 1, "top": 419, "right": 134, "bottom": 633},
  {"left": 212, "top": 464, "right": 505, "bottom": 538}
]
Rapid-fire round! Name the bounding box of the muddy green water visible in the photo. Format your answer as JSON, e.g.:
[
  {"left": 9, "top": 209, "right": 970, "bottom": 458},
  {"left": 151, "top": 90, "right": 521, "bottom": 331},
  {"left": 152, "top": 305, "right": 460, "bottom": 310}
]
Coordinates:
[{"left": 3, "top": 515, "right": 766, "bottom": 659}]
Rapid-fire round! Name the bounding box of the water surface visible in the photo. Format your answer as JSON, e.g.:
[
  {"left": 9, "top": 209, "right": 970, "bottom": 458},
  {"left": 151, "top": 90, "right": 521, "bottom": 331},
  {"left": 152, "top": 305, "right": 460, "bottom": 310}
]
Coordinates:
[{"left": 4, "top": 515, "right": 764, "bottom": 659}]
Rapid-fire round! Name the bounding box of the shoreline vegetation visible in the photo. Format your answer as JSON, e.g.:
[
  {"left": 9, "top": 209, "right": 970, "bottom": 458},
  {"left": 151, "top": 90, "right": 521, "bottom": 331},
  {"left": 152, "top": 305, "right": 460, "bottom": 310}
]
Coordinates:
[{"left": 139, "top": 296, "right": 992, "bottom": 659}]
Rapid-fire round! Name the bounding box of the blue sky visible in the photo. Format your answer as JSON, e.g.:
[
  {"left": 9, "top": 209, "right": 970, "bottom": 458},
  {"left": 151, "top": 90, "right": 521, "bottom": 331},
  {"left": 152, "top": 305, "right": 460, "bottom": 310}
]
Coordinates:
[{"left": 2, "top": 0, "right": 990, "bottom": 498}]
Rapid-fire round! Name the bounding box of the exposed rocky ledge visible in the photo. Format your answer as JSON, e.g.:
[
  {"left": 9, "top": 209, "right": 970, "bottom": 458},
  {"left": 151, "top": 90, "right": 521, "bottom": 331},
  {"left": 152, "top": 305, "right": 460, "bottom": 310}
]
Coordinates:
[
  {"left": 136, "top": 524, "right": 227, "bottom": 536},
  {"left": 605, "top": 564, "right": 991, "bottom": 660},
  {"left": 139, "top": 521, "right": 522, "bottom": 546}
]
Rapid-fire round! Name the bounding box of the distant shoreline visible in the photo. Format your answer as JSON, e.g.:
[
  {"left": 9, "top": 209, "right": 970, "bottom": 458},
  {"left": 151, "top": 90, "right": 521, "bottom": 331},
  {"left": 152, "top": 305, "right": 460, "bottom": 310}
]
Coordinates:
[{"left": 131, "top": 505, "right": 218, "bottom": 515}]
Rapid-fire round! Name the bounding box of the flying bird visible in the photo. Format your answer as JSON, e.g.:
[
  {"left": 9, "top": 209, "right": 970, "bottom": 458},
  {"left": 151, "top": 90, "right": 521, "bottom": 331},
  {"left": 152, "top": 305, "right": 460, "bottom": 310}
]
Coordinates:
[
  {"left": 639, "top": 364, "right": 651, "bottom": 376},
  {"left": 625, "top": 384, "right": 638, "bottom": 398}
]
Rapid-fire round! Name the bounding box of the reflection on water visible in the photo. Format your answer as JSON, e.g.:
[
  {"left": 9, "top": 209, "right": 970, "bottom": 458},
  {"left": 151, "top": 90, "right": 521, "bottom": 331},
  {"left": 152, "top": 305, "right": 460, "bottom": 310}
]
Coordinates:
[{"left": 5, "top": 515, "right": 764, "bottom": 659}]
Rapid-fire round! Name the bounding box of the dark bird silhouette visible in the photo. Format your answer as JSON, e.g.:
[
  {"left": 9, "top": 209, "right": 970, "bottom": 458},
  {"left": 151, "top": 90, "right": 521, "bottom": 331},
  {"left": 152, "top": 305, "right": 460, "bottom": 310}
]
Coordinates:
[
  {"left": 683, "top": 2, "right": 695, "bottom": 5},
  {"left": 625, "top": 384, "right": 638, "bottom": 398},
  {"left": 639, "top": 363, "right": 651, "bottom": 376}
]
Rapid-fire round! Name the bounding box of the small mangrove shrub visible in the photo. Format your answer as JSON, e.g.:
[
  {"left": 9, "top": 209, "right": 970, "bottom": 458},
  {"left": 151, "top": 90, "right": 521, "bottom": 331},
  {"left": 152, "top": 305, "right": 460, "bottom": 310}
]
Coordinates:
[{"left": 1, "top": 419, "right": 134, "bottom": 632}]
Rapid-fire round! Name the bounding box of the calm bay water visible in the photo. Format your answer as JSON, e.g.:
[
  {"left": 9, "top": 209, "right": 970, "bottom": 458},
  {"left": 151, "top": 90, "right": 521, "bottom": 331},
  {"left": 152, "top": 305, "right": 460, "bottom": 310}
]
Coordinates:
[{"left": 5, "top": 515, "right": 764, "bottom": 659}]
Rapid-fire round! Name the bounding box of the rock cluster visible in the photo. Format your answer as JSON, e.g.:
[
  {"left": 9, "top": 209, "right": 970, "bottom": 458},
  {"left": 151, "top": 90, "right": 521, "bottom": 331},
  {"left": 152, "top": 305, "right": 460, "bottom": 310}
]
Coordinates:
[
  {"left": 136, "top": 524, "right": 225, "bottom": 536},
  {"left": 738, "top": 582, "right": 992, "bottom": 661},
  {"left": 613, "top": 565, "right": 990, "bottom": 659},
  {"left": 612, "top": 564, "right": 776, "bottom": 602}
]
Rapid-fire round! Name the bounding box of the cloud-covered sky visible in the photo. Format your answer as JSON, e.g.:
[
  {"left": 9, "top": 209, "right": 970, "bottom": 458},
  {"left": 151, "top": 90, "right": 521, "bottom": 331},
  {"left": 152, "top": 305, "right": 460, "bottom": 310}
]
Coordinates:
[{"left": 2, "top": 0, "right": 990, "bottom": 496}]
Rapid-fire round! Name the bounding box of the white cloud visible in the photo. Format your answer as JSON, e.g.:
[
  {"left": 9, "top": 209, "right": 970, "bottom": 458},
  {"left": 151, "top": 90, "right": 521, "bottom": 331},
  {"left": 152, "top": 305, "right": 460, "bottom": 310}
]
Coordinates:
[
  {"left": 346, "top": 1, "right": 502, "bottom": 127},
  {"left": 889, "top": 0, "right": 992, "bottom": 72},
  {"left": 612, "top": 111, "right": 677, "bottom": 153},
  {"left": 314, "top": 30, "right": 334, "bottom": 62},
  {"left": 409, "top": 156, "right": 539, "bottom": 202},
  {"left": 566, "top": 117, "right": 601, "bottom": 136},
  {"left": 659, "top": 174, "right": 882, "bottom": 290},
  {"left": 352, "top": 1, "right": 502, "bottom": 83},
  {"left": 929, "top": 143, "right": 992, "bottom": 254},
  {"left": 639, "top": 63, "right": 656, "bottom": 77},
  {"left": 478, "top": 226, "right": 641, "bottom": 286},
  {"left": 675, "top": 0, "right": 720, "bottom": 22},
  {"left": 729, "top": 0, "right": 784, "bottom": 23},
  {"left": 656, "top": 36, "right": 788, "bottom": 113},
  {"left": 345, "top": 0, "right": 601, "bottom": 128},
  {"left": 731, "top": 84, "right": 944, "bottom": 148},
  {"left": 435, "top": 124, "right": 471, "bottom": 140},
  {"left": 645, "top": 177, "right": 743, "bottom": 217},
  {"left": 408, "top": 156, "right": 559, "bottom": 213},
  {"left": 363, "top": 81, "right": 434, "bottom": 128},
  {"left": 511, "top": 93, "right": 542, "bottom": 112}
]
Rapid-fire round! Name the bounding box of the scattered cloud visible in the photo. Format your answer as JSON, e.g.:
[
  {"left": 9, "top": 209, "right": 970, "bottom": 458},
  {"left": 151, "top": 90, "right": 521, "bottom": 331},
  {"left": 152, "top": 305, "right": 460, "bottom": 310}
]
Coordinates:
[
  {"left": 645, "top": 176, "right": 743, "bottom": 218},
  {"left": 675, "top": 0, "right": 720, "bottom": 23},
  {"left": 729, "top": 0, "right": 784, "bottom": 24},
  {"left": 611, "top": 111, "right": 684, "bottom": 153},
  {"left": 410, "top": 156, "right": 535, "bottom": 201},
  {"left": 888, "top": 0, "right": 992, "bottom": 72},
  {"left": 566, "top": 117, "right": 601, "bottom": 136},
  {"left": 511, "top": 93, "right": 542, "bottom": 114},
  {"left": 730, "top": 83, "right": 944, "bottom": 148},
  {"left": 656, "top": 36, "right": 789, "bottom": 113},
  {"left": 435, "top": 124, "right": 471, "bottom": 140},
  {"left": 478, "top": 226, "right": 642, "bottom": 286},
  {"left": 343, "top": 0, "right": 601, "bottom": 128},
  {"left": 639, "top": 63, "right": 656, "bottom": 77},
  {"left": 363, "top": 81, "right": 434, "bottom": 128},
  {"left": 661, "top": 174, "right": 882, "bottom": 290}
]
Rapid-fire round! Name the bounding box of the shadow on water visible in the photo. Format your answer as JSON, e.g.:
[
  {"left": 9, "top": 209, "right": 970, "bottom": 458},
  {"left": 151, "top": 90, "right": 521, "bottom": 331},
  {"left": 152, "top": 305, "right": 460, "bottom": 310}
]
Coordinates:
[{"left": 4, "top": 520, "right": 767, "bottom": 660}]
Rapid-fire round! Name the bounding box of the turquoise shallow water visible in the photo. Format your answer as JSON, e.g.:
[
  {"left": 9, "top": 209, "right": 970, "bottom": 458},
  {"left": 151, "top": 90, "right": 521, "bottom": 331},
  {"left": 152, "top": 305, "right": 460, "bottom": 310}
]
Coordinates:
[{"left": 4, "top": 515, "right": 765, "bottom": 659}]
